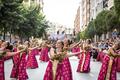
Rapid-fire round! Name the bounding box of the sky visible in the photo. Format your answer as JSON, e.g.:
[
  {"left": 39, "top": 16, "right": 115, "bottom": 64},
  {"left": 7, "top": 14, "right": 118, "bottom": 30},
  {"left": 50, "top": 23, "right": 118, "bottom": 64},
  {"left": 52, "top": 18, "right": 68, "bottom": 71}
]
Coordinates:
[{"left": 43, "top": 0, "right": 80, "bottom": 28}]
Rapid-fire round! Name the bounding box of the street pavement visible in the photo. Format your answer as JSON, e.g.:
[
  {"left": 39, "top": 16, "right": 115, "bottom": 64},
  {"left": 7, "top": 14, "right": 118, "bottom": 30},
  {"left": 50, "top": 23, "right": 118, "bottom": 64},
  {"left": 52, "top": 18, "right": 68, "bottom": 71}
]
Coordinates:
[{"left": 4, "top": 56, "right": 120, "bottom": 80}]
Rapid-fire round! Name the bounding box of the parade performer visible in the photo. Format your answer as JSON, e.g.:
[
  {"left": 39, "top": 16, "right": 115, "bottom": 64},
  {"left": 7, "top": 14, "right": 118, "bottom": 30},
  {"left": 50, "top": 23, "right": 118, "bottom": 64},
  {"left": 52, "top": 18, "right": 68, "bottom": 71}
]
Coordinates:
[
  {"left": 43, "top": 40, "right": 80, "bottom": 80},
  {"left": 0, "top": 43, "right": 26, "bottom": 80},
  {"left": 77, "top": 44, "right": 91, "bottom": 73},
  {"left": 39, "top": 41, "right": 50, "bottom": 62},
  {"left": 27, "top": 47, "right": 39, "bottom": 69},
  {"left": 10, "top": 45, "right": 28, "bottom": 80},
  {"left": 98, "top": 41, "right": 120, "bottom": 80},
  {"left": 71, "top": 41, "right": 80, "bottom": 58}
]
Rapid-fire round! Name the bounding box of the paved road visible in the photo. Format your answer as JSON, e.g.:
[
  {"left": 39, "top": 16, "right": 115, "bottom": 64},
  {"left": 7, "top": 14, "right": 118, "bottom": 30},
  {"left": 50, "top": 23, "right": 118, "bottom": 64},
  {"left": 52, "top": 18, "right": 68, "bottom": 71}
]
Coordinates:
[{"left": 4, "top": 56, "right": 120, "bottom": 80}]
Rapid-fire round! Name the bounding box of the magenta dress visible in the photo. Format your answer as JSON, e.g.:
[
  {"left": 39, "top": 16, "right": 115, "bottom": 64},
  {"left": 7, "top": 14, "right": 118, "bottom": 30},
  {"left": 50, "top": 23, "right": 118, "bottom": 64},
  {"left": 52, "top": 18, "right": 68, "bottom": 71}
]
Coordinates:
[
  {"left": 10, "top": 53, "right": 20, "bottom": 78},
  {"left": 34, "top": 48, "right": 39, "bottom": 55},
  {"left": 116, "top": 57, "right": 120, "bottom": 72},
  {"left": 10, "top": 48, "right": 19, "bottom": 78},
  {"left": 43, "top": 61, "right": 63, "bottom": 80},
  {"left": 98, "top": 55, "right": 117, "bottom": 80},
  {"left": 39, "top": 47, "right": 49, "bottom": 62},
  {"left": 18, "top": 52, "right": 28, "bottom": 80},
  {"left": 27, "top": 49, "right": 38, "bottom": 69},
  {"left": 62, "top": 57, "right": 73, "bottom": 80},
  {"left": 72, "top": 47, "right": 80, "bottom": 58},
  {"left": 77, "top": 51, "right": 91, "bottom": 73},
  {"left": 44, "top": 58, "right": 73, "bottom": 80},
  {"left": 11, "top": 52, "right": 28, "bottom": 80},
  {"left": 116, "top": 50, "right": 120, "bottom": 72},
  {"left": 97, "top": 51, "right": 106, "bottom": 62},
  {"left": 0, "top": 58, "right": 5, "bottom": 80}
]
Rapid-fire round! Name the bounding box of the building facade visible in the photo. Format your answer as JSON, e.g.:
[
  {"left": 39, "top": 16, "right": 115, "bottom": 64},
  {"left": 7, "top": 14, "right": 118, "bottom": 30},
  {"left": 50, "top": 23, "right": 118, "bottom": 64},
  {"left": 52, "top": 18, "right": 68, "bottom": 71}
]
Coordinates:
[
  {"left": 90, "top": 0, "right": 104, "bottom": 20},
  {"left": 90, "top": 0, "right": 113, "bottom": 20},
  {"left": 81, "top": 0, "right": 90, "bottom": 31},
  {"left": 74, "top": 6, "right": 80, "bottom": 34}
]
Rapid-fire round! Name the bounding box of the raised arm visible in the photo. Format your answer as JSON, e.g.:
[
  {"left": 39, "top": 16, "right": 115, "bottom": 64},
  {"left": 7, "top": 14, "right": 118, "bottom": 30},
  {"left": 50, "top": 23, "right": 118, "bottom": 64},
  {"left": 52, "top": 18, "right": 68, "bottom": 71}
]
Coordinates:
[
  {"left": 65, "top": 51, "right": 81, "bottom": 57},
  {"left": 5, "top": 49, "right": 26, "bottom": 57},
  {"left": 108, "top": 48, "right": 118, "bottom": 57},
  {"left": 28, "top": 46, "right": 39, "bottom": 50},
  {"left": 69, "top": 41, "right": 81, "bottom": 49}
]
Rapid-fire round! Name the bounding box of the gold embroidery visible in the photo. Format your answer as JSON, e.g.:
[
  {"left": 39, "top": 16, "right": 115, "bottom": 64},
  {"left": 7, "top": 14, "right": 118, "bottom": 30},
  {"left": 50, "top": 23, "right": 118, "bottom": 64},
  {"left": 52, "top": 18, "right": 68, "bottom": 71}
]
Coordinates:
[
  {"left": 80, "top": 53, "right": 86, "bottom": 72},
  {"left": 105, "top": 57, "right": 113, "bottom": 80},
  {"left": 52, "top": 60, "right": 59, "bottom": 80}
]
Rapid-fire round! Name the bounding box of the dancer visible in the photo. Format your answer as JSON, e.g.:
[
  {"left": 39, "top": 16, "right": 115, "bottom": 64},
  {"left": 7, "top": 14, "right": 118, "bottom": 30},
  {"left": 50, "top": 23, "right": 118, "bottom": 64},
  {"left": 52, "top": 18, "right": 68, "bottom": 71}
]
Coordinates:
[
  {"left": 10, "top": 41, "right": 19, "bottom": 78},
  {"left": 77, "top": 43, "right": 91, "bottom": 73},
  {"left": 44, "top": 40, "right": 80, "bottom": 80},
  {"left": 71, "top": 41, "right": 81, "bottom": 58},
  {"left": 0, "top": 43, "right": 26, "bottom": 80},
  {"left": 26, "top": 42, "right": 39, "bottom": 69},
  {"left": 98, "top": 41, "right": 120, "bottom": 80},
  {"left": 10, "top": 45, "right": 28, "bottom": 80},
  {"left": 39, "top": 41, "right": 50, "bottom": 62}
]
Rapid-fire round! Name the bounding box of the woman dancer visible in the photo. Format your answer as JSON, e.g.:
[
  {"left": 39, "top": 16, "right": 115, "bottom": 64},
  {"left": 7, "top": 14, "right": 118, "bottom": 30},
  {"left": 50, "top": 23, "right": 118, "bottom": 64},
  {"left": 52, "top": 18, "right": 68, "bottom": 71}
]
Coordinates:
[
  {"left": 98, "top": 41, "right": 120, "bottom": 80},
  {"left": 26, "top": 41, "right": 39, "bottom": 69},
  {"left": 71, "top": 41, "right": 81, "bottom": 58},
  {"left": 0, "top": 43, "right": 26, "bottom": 80},
  {"left": 44, "top": 40, "right": 80, "bottom": 80},
  {"left": 39, "top": 41, "right": 50, "bottom": 62},
  {"left": 10, "top": 41, "right": 19, "bottom": 78},
  {"left": 10, "top": 41, "right": 29, "bottom": 80},
  {"left": 77, "top": 43, "right": 91, "bottom": 73}
]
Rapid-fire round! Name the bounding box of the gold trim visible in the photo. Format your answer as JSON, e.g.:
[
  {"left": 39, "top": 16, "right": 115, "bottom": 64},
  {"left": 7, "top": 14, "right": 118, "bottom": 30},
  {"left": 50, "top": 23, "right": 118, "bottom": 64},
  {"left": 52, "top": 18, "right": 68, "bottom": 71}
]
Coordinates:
[
  {"left": 52, "top": 60, "right": 59, "bottom": 80},
  {"left": 105, "top": 57, "right": 113, "bottom": 80},
  {"left": 80, "top": 53, "right": 86, "bottom": 72}
]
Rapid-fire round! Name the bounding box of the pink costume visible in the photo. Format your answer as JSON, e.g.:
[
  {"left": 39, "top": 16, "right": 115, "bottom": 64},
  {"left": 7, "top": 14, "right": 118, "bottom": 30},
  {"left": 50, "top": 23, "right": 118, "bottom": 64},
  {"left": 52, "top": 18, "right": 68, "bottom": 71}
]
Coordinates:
[
  {"left": 77, "top": 51, "right": 91, "bottom": 73},
  {"left": 10, "top": 48, "right": 20, "bottom": 78},
  {"left": 10, "top": 52, "right": 28, "bottom": 80},
  {"left": 72, "top": 47, "right": 80, "bottom": 58},
  {"left": 97, "top": 51, "right": 106, "bottom": 62},
  {"left": 116, "top": 57, "right": 120, "bottom": 72},
  {"left": 18, "top": 52, "right": 28, "bottom": 80},
  {"left": 98, "top": 55, "right": 117, "bottom": 80},
  {"left": 39, "top": 47, "right": 49, "bottom": 62},
  {"left": 0, "top": 58, "right": 5, "bottom": 80},
  {"left": 34, "top": 48, "right": 39, "bottom": 55},
  {"left": 27, "top": 49, "right": 38, "bottom": 69},
  {"left": 44, "top": 58, "right": 73, "bottom": 80}
]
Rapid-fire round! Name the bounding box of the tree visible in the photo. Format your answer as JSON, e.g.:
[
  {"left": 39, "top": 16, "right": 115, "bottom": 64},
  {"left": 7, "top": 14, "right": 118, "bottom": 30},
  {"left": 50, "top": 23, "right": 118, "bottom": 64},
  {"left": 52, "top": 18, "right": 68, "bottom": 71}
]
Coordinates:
[
  {"left": 0, "top": 0, "right": 23, "bottom": 41},
  {"left": 16, "top": 5, "right": 49, "bottom": 40},
  {"left": 105, "top": 10, "right": 120, "bottom": 31},
  {"left": 94, "top": 10, "right": 112, "bottom": 36},
  {"left": 114, "top": 0, "right": 120, "bottom": 21},
  {"left": 85, "top": 20, "right": 96, "bottom": 39},
  {"left": 0, "top": 0, "right": 49, "bottom": 41},
  {"left": 79, "top": 31, "right": 87, "bottom": 40}
]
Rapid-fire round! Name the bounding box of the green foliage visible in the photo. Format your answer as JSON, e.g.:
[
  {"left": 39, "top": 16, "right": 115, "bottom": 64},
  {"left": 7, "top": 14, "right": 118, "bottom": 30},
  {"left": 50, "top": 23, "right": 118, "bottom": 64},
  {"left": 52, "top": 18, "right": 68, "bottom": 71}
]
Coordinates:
[
  {"left": 79, "top": 31, "right": 87, "bottom": 40},
  {"left": 114, "top": 0, "right": 120, "bottom": 21},
  {"left": 79, "top": 20, "right": 95, "bottom": 39},
  {"left": 0, "top": 0, "right": 49, "bottom": 40},
  {"left": 94, "top": 10, "right": 109, "bottom": 35},
  {"left": 105, "top": 10, "right": 119, "bottom": 31},
  {"left": 76, "top": 32, "right": 80, "bottom": 41},
  {"left": 0, "top": 0, "right": 24, "bottom": 40},
  {"left": 79, "top": 9, "right": 120, "bottom": 40},
  {"left": 85, "top": 20, "right": 95, "bottom": 38}
]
